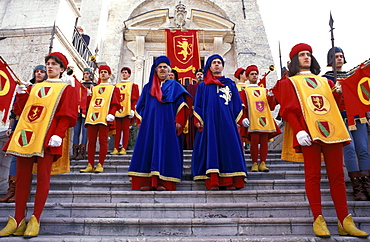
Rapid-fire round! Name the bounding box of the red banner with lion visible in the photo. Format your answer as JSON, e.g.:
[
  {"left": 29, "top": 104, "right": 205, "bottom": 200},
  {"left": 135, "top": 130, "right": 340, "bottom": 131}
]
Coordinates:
[{"left": 165, "top": 29, "right": 201, "bottom": 86}]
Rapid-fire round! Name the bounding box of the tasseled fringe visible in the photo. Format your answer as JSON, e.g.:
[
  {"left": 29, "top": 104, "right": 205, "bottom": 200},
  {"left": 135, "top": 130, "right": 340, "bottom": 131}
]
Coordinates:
[{"left": 360, "top": 117, "right": 368, "bottom": 124}]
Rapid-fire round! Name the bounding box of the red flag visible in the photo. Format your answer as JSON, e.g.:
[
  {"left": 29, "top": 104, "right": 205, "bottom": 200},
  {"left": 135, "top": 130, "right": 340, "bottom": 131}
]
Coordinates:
[
  {"left": 0, "top": 59, "right": 17, "bottom": 123},
  {"left": 166, "top": 29, "right": 201, "bottom": 86},
  {"left": 341, "top": 63, "right": 370, "bottom": 129}
]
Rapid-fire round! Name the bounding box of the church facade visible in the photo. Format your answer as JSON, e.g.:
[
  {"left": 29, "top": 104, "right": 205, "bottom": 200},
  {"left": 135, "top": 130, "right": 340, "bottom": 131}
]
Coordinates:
[{"left": 0, "top": 0, "right": 275, "bottom": 89}]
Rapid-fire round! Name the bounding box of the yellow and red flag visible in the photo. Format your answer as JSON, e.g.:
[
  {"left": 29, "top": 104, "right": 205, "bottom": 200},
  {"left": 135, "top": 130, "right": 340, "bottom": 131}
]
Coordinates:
[
  {"left": 0, "top": 58, "right": 17, "bottom": 123},
  {"left": 166, "top": 29, "right": 201, "bottom": 86},
  {"left": 341, "top": 62, "right": 370, "bottom": 129}
]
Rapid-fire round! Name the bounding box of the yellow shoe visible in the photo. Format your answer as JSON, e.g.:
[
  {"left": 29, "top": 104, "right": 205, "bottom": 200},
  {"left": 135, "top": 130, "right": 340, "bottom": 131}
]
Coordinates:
[
  {"left": 80, "top": 163, "right": 94, "bottom": 173},
  {"left": 119, "top": 148, "right": 126, "bottom": 155},
  {"left": 251, "top": 162, "right": 258, "bottom": 172},
  {"left": 338, "top": 214, "right": 369, "bottom": 238},
  {"left": 94, "top": 163, "right": 104, "bottom": 173},
  {"left": 110, "top": 148, "right": 119, "bottom": 155},
  {"left": 23, "top": 215, "right": 39, "bottom": 238},
  {"left": 313, "top": 215, "right": 330, "bottom": 238},
  {"left": 259, "top": 161, "right": 270, "bottom": 172},
  {"left": 0, "top": 216, "right": 26, "bottom": 237}
]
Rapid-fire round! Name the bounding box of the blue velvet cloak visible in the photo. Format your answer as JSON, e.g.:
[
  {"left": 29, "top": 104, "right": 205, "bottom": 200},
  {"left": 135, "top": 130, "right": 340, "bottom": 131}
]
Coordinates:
[
  {"left": 191, "top": 77, "right": 247, "bottom": 180},
  {"left": 128, "top": 79, "right": 190, "bottom": 182}
]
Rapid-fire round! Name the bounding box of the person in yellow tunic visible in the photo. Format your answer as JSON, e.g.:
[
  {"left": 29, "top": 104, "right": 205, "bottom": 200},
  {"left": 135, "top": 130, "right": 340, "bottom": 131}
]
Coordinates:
[
  {"left": 0, "top": 52, "right": 78, "bottom": 238},
  {"left": 273, "top": 43, "right": 369, "bottom": 238},
  {"left": 80, "top": 65, "right": 121, "bottom": 173},
  {"left": 110, "top": 67, "right": 139, "bottom": 155},
  {"left": 239, "top": 65, "right": 281, "bottom": 172}
]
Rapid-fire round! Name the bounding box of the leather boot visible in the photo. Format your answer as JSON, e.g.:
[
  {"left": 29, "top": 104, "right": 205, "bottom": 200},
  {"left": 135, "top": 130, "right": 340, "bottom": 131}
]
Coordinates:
[
  {"left": 76, "top": 144, "right": 86, "bottom": 160},
  {"left": 338, "top": 214, "right": 369, "bottom": 238},
  {"left": 361, "top": 170, "right": 370, "bottom": 200},
  {"left": 0, "top": 175, "right": 16, "bottom": 203},
  {"left": 70, "top": 144, "right": 79, "bottom": 160},
  {"left": 348, "top": 171, "right": 367, "bottom": 201}
]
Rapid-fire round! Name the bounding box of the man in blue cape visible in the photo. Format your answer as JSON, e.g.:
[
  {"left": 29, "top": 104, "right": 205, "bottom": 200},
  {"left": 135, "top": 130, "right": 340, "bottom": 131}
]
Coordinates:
[
  {"left": 128, "top": 56, "right": 192, "bottom": 191},
  {"left": 191, "top": 54, "right": 247, "bottom": 190}
]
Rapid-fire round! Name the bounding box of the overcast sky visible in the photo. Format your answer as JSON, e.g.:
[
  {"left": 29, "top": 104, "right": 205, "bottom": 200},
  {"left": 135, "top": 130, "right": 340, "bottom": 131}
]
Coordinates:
[{"left": 257, "top": 0, "right": 370, "bottom": 77}]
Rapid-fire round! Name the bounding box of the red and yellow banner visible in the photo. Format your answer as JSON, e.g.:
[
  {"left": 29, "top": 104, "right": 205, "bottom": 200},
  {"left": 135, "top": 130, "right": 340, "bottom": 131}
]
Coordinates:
[
  {"left": 166, "top": 29, "right": 201, "bottom": 86},
  {"left": 0, "top": 59, "right": 17, "bottom": 123},
  {"left": 342, "top": 62, "right": 370, "bottom": 129}
]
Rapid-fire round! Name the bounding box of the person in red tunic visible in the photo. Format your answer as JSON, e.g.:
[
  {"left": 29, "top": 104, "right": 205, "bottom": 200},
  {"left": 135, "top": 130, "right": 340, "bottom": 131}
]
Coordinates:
[
  {"left": 0, "top": 52, "right": 78, "bottom": 238},
  {"left": 273, "top": 43, "right": 368, "bottom": 238},
  {"left": 239, "top": 65, "right": 281, "bottom": 172},
  {"left": 110, "top": 67, "right": 139, "bottom": 155},
  {"left": 80, "top": 65, "right": 121, "bottom": 173}
]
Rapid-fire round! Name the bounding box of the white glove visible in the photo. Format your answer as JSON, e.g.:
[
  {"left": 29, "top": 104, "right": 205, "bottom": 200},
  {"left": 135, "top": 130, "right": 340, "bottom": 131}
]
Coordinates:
[
  {"left": 106, "top": 114, "right": 115, "bottom": 122},
  {"left": 296, "top": 130, "right": 312, "bottom": 146},
  {"left": 242, "top": 118, "right": 250, "bottom": 127},
  {"left": 48, "top": 135, "right": 62, "bottom": 147},
  {"left": 16, "top": 85, "right": 27, "bottom": 94},
  {"left": 335, "top": 84, "right": 342, "bottom": 93},
  {"left": 87, "top": 88, "right": 92, "bottom": 96},
  {"left": 267, "top": 89, "right": 274, "bottom": 96},
  {"left": 129, "top": 110, "right": 135, "bottom": 118}
]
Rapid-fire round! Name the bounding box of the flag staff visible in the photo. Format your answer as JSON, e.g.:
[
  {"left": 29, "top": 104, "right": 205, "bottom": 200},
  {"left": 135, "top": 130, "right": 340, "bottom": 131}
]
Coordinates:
[
  {"left": 0, "top": 55, "right": 23, "bottom": 85},
  {"left": 329, "top": 11, "right": 337, "bottom": 83}
]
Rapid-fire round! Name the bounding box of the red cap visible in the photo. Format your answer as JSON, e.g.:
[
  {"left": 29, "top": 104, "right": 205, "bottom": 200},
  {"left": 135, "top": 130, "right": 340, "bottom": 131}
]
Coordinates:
[
  {"left": 234, "top": 68, "right": 244, "bottom": 79},
  {"left": 289, "top": 43, "right": 312, "bottom": 60},
  {"left": 245, "top": 65, "right": 259, "bottom": 76},
  {"left": 120, "top": 66, "right": 131, "bottom": 73},
  {"left": 99, "top": 65, "right": 112, "bottom": 74},
  {"left": 48, "top": 52, "right": 68, "bottom": 68}
]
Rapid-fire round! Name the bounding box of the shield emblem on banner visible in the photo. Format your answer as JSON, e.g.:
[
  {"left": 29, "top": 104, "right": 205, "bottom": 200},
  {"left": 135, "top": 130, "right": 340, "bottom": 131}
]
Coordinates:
[
  {"left": 311, "top": 95, "right": 326, "bottom": 111},
  {"left": 258, "top": 117, "right": 267, "bottom": 127},
  {"left": 359, "top": 81, "right": 370, "bottom": 102},
  {"left": 17, "top": 130, "right": 34, "bottom": 147},
  {"left": 255, "top": 101, "right": 265, "bottom": 112},
  {"left": 120, "top": 85, "right": 126, "bottom": 91},
  {"left": 90, "top": 112, "right": 100, "bottom": 122},
  {"left": 37, "top": 86, "right": 52, "bottom": 98},
  {"left": 98, "top": 87, "right": 106, "bottom": 94},
  {"left": 316, "top": 120, "right": 331, "bottom": 138},
  {"left": 27, "top": 105, "right": 44, "bottom": 122},
  {"left": 253, "top": 89, "right": 261, "bottom": 97},
  {"left": 94, "top": 98, "right": 103, "bottom": 108},
  {"left": 174, "top": 35, "right": 194, "bottom": 64},
  {"left": 305, "top": 77, "right": 319, "bottom": 89}
]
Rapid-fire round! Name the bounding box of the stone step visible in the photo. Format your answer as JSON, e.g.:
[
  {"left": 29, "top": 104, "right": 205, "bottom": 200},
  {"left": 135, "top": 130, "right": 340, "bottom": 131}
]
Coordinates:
[
  {"left": 1, "top": 201, "right": 369, "bottom": 219},
  {"left": 38, "top": 170, "right": 328, "bottom": 183},
  {"left": 70, "top": 162, "right": 326, "bottom": 173},
  {"left": 0, "top": 216, "right": 369, "bottom": 237},
  {"left": 0, "top": 235, "right": 365, "bottom": 242},
  {"left": 21, "top": 179, "right": 355, "bottom": 192},
  {"left": 16, "top": 188, "right": 359, "bottom": 203}
]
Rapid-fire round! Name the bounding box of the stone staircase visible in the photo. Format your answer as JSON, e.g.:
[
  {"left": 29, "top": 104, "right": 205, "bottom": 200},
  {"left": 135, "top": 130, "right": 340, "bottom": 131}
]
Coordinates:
[{"left": 0, "top": 150, "right": 369, "bottom": 241}]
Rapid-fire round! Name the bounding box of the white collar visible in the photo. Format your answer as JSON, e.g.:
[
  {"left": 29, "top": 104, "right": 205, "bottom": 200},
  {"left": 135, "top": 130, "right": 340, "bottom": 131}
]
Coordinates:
[{"left": 297, "top": 71, "right": 312, "bottom": 75}]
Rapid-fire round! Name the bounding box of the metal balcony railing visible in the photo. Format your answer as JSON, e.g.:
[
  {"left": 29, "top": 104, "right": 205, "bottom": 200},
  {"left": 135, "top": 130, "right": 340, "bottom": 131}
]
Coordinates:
[{"left": 72, "top": 27, "right": 95, "bottom": 69}]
